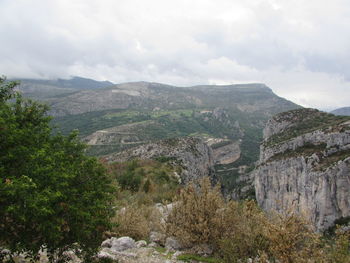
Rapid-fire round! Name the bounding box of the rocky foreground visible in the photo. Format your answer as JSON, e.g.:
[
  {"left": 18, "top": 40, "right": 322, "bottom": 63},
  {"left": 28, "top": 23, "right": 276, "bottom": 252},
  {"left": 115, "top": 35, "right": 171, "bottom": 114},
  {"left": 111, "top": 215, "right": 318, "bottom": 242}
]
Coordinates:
[
  {"left": 4, "top": 235, "right": 209, "bottom": 263},
  {"left": 98, "top": 236, "right": 184, "bottom": 263}
]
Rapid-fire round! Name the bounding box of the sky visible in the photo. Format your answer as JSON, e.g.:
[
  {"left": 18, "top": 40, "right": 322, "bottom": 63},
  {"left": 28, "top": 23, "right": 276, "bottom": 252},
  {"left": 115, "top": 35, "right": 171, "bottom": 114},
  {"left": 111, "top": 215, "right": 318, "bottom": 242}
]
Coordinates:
[{"left": 0, "top": 0, "right": 349, "bottom": 111}]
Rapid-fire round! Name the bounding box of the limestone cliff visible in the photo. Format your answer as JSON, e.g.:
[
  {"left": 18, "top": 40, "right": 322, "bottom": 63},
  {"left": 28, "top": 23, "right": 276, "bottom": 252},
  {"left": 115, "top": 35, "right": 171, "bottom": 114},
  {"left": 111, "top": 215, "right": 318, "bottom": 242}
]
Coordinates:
[
  {"left": 103, "top": 137, "right": 215, "bottom": 185},
  {"left": 254, "top": 108, "right": 350, "bottom": 230}
]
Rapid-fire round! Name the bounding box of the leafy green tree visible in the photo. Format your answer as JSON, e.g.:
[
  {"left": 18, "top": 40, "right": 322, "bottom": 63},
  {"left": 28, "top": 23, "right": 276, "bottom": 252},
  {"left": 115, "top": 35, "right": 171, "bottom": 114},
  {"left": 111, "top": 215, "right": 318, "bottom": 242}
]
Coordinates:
[
  {"left": 117, "top": 161, "right": 142, "bottom": 192},
  {"left": 0, "top": 77, "right": 115, "bottom": 262}
]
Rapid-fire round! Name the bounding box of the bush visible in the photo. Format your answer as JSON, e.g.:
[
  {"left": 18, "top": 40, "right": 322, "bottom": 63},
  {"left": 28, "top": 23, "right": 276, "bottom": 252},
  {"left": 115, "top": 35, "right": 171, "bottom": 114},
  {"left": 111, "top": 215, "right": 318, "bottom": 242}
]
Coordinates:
[
  {"left": 112, "top": 204, "right": 163, "bottom": 241},
  {"left": 0, "top": 78, "right": 116, "bottom": 262},
  {"left": 326, "top": 227, "right": 350, "bottom": 263},
  {"left": 116, "top": 160, "right": 143, "bottom": 191},
  {"left": 166, "top": 177, "right": 225, "bottom": 248},
  {"left": 218, "top": 201, "right": 269, "bottom": 262},
  {"left": 112, "top": 205, "right": 151, "bottom": 240},
  {"left": 165, "top": 177, "right": 350, "bottom": 263},
  {"left": 263, "top": 210, "right": 323, "bottom": 263}
]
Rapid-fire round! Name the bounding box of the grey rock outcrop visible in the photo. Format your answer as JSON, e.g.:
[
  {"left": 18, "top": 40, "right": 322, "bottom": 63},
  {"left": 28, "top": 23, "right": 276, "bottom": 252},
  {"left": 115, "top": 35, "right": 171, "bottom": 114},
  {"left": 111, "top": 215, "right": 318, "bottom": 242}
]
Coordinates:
[
  {"left": 149, "top": 231, "right": 166, "bottom": 245},
  {"left": 102, "top": 236, "right": 136, "bottom": 252},
  {"left": 254, "top": 109, "right": 350, "bottom": 230},
  {"left": 165, "top": 237, "right": 182, "bottom": 252},
  {"left": 212, "top": 141, "right": 241, "bottom": 165},
  {"left": 104, "top": 137, "right": 215, "bottom": 184}
]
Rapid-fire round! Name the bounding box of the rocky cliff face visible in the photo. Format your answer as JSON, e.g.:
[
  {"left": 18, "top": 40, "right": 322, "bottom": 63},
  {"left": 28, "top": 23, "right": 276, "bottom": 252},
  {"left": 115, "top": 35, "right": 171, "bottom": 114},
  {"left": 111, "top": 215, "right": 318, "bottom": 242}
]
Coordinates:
[
  {"left": 254, "top": 108, "right": 350, "bottom": 230},
  {"left": 104, "top": 137, "right": 215, "bottom": 184}
]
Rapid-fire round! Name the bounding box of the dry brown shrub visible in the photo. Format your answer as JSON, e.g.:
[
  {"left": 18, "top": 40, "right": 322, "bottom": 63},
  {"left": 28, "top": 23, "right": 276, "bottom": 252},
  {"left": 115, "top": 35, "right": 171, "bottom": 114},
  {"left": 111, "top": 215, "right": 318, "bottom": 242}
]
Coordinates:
[
  {"left": 164, "top": 176, "right": 349, "bottom": 262},
  {"left": 112, "top": 204, "right": 161, "bottom": 240},
  {"left": 166, "top": 178, "right": 298, "bottom": 260},
  {"left": 325, "top": 227, "right": 350, "bottom": 263},
  {"left": 166, "top": 177, "right": 225, "bottom": 248},
  {"left": 219, "top": 200, "right": 269, "bottom": 262},
  {"left": 263, "top": 209, "right": 325, "bottom": 263}
]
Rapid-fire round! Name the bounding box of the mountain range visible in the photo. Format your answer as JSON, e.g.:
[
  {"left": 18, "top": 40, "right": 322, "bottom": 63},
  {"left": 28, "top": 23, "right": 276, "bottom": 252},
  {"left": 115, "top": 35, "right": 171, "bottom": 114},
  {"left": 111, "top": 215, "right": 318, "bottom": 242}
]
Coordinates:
[
  {"left": 16, "top": 76, "right": 300, "bottom": 193},
  {"left": 12, "top": 76, "right": 350, "bottom": 230}
]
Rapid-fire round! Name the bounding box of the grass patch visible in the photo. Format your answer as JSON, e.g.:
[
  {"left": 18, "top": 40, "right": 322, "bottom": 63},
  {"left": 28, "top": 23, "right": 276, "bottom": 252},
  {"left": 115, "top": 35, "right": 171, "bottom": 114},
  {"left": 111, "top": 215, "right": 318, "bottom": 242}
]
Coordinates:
[
  {"left": 177, "top": 254, "right": 222, "bottom": 263},
  {"left": 266, "top": 143, "right": 327, "bottom": 163},
  {"left": 154, "top": 246, "right": 167, "bottom": 254},
  {"left": 314, "top": 149, "right": 350, "bottom": 171}
]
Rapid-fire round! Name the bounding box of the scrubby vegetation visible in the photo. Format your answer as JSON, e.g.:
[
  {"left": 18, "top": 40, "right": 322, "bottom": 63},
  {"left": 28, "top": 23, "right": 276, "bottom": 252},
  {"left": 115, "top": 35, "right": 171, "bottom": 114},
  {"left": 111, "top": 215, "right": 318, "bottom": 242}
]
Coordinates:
[
  {"left": 166, "top": 177, "right": 350, "bottom": 263},
  {"left": 93, "top": 173, "right": 350, "bottom": 262},
  {"left": 102, "top": 159, "right": 181, "bottom": 241},
  {"left": 266, "top": 142, "right": 327, "bottom": 163},
  {"left": 314, "top": 149, "right": 350, "bottom": 171},
  {"left": 106, "top": 159, "right": 180, "bottom": 203},
  {"left": 266, "top": 109, "right": 350, "bottom": 146}
]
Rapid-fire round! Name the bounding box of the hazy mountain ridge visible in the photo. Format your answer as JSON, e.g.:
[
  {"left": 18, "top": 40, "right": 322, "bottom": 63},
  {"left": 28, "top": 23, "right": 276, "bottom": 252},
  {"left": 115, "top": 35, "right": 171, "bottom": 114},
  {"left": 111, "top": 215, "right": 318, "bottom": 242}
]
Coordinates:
[
  {"left": 14, "top": 76, "right": 114, "bottom": 100},
  {"left": 27, "top": 81, "right": 296, "bottom": 117},
  {"left": 331, "top": 106, "right": 350, "bottom": 116}
]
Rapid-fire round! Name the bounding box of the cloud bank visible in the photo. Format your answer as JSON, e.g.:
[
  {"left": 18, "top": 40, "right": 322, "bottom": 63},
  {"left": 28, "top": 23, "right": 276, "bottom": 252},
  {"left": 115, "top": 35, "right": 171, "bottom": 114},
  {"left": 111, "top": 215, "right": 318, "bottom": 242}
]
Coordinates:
[{"left": 1, "top": 0, "right": 349, "bottom": 110}]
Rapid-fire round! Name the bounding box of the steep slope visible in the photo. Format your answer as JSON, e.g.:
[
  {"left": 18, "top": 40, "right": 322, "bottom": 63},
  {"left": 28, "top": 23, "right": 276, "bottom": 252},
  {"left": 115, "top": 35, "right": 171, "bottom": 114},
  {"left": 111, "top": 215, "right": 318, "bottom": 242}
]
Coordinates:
[
  {"left": 331, "top": 107, "right": 350, "bottom": 116},
  {"left": 104, "top": 137, "right": 215, "bottom": 185},
  {"left": 254, "top": 108, "right": 350, "bottom": 230}
]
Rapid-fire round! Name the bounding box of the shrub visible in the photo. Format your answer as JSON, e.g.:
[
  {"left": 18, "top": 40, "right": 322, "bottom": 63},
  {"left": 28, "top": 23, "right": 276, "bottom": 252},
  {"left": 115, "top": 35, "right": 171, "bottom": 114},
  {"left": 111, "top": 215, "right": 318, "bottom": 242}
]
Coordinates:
[
  {"left": 116, "top": 161, "right": 143, "bottom": 191},
  {"left": 165, "top": 177, "right": 344, "bottom": 263},
  {"left": 112, "top": 204, "right": 163, "bottom": 241},
  {"left": 117, "top": 169, "right": 142, "bottom": 191},
  {"left": 263, "top": 210, "right": 323, "bottom": 263},
  {"left": 112, "top": 205, "right": 151, "bottom": 240},
  {"left": 166, "top": 177, "right": 225, "bottom": 248},
  {"left": 218, "top": 201, "right": 269, "bottom": 262},
  {"left": 326, "top": 227, "right": 350, "bottom": 263}
]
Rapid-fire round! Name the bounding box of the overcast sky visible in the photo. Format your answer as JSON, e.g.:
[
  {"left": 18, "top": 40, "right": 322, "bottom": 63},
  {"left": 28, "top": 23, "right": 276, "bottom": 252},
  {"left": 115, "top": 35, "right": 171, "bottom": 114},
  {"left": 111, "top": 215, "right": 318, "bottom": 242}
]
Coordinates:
[{"left": 1, "top": 0, "right": 349, "bottom": 110}]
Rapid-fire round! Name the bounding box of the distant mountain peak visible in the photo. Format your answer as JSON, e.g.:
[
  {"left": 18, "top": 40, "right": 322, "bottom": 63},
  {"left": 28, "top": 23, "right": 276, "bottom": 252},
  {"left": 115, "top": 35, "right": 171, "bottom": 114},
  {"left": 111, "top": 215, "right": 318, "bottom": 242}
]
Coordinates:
[{"left": 331, "top": 106, "right": 350, "bottom": 116}]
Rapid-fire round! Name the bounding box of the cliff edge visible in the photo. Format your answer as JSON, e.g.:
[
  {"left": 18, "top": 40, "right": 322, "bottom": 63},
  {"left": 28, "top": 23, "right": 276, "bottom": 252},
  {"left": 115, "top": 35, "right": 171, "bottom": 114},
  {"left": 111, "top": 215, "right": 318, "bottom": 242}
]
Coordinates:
[{"left": 254, "top": 108, "right": 350, "bottom": 230}]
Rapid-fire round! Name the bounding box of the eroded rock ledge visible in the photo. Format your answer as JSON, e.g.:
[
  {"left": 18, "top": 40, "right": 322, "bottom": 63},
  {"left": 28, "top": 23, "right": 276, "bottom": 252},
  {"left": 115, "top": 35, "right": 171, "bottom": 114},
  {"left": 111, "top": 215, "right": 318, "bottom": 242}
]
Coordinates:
[
  {"left": 254, "top": 109, "right": 350, "bottom": 230},
  {"left": 104, "top": 137, "right": 216, "bottom": 185}
]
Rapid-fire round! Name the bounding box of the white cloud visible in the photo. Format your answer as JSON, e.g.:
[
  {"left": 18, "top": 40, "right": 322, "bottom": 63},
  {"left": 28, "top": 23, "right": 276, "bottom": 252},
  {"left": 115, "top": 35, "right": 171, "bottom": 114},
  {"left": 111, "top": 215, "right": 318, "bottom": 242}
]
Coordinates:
[{"left": 0, "top": 0, "right": 349, "bottom": 110}]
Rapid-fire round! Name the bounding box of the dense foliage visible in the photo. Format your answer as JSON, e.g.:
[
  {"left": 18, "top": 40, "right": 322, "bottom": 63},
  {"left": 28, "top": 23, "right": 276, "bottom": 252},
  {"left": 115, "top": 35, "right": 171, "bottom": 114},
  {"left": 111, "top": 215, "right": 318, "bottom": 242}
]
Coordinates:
[{"left": 0, "top": 77, "right": 115, "bottom": 261}]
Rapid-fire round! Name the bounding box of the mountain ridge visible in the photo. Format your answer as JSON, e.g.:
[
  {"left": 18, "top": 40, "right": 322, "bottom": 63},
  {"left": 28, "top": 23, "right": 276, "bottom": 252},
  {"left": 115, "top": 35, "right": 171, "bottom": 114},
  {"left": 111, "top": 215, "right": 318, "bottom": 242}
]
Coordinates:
[
  {"left": 331, "top": 106, "right": 350, "bottom": 116},
  {"left": 14, "top": 77, "right": 301, "bottom": 194}
]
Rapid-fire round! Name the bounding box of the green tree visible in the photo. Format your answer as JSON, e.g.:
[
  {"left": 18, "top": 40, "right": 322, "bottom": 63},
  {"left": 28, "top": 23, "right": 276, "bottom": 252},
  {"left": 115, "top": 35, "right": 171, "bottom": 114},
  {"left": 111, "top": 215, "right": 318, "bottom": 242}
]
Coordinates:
[
  {"left": 117, "top": 161, "right": 142, "bottom": 192},
  {"left": 0, "top": 77, "right": 115, "bottom": 262}
]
